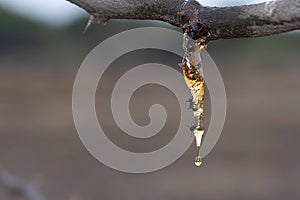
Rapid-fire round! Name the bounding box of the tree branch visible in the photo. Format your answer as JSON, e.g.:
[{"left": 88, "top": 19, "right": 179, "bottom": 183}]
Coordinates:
[{"left": 67, "top": 0, "right": 300, "bottom": 40}]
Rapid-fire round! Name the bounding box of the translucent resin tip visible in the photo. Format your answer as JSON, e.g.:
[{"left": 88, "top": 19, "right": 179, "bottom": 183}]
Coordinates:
[
  {"left": 194, "top": 146, "right": 202, "bottom": 167},
  {"left": 195, "top": 157, "right": 202, "bottom": 167}
]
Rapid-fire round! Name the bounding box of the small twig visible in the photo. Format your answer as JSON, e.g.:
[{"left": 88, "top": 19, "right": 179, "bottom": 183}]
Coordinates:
[{"left": 0, "top": 169, "right": 47, "bottom": 200}]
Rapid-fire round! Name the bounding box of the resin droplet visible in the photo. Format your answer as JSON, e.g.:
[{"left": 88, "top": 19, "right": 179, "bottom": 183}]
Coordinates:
[
  {"left": 182, "top": 33, "right": 207, "bottom": 167},
  {"left": 194, "top": 129, "right": 204, "bottom": 167},
  {"left": 195, "top": 156, "right": 202, "bottom": 167}
]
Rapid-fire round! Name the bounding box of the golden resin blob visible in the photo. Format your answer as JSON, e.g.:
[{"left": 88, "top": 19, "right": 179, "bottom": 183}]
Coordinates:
[{"left": 182, "top": 33, "right": 207, "bottom": 167}]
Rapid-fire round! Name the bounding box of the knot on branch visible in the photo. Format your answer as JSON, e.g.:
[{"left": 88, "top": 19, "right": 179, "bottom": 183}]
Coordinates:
[
  {"left": 178, "top": 0, "right": 211, "bottom": 42},
  {"left": 182, "top": 22, "right": 212, "bottom": 43}
]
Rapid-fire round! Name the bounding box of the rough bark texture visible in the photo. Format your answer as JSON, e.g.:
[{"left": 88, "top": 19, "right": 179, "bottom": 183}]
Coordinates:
[{"left": 67, "top": 0, "right": 300, "bottom": 40}]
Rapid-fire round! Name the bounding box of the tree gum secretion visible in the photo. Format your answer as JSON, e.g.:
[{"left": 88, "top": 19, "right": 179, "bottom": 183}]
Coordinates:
[{"left": 182, "top": 32, "right": 207, "bottom": 167}]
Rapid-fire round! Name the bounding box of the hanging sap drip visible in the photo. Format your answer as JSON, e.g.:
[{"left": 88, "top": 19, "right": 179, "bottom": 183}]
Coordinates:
[{"left": 181, "top": 32, "right": 207, "bottom": 167}]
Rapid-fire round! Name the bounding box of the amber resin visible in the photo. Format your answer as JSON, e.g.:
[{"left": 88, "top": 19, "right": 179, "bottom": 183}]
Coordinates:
[{"left": 182, "top": 33, "right": 207, "bottom": 167}]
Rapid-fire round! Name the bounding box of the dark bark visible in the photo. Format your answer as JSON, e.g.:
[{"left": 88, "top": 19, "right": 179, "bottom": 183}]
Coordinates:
[{"left": 67, "top": 0, "right": 300, "bottom": 40}]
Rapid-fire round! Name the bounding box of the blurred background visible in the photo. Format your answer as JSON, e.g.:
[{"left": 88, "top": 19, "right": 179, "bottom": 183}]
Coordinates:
[{"left": 0, "top": 0, "right": 300, "bottom": 199}]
